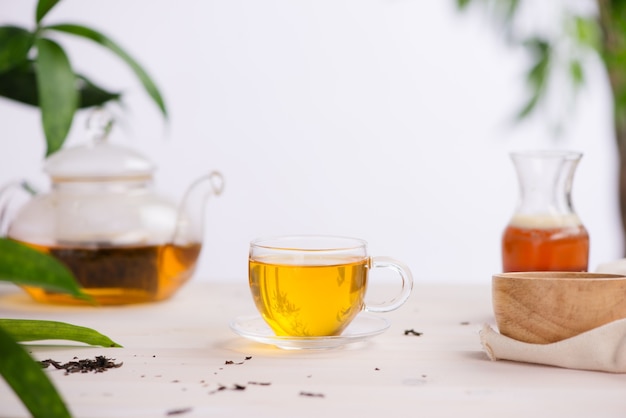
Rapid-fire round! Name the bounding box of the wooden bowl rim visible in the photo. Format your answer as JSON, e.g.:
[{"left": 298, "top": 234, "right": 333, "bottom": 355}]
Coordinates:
[{"left": 493, "top": 272, "right": 626, "bottom": 282}]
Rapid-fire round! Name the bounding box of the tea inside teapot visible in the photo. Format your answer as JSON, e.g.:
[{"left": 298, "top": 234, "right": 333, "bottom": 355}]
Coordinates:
[{"left": 20, "top": 240, "right": 202, "bottom": 305}]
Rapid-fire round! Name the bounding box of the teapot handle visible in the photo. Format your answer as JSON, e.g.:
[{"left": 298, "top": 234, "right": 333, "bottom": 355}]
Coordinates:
[
  {"left": 171, "top": 171, "right": 225, "bottom": 245},
  {"left": 0, "top": 180, "right": 36, "bottom": 236}
]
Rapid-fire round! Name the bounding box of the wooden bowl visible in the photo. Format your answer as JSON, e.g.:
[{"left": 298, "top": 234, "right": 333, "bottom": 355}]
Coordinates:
[{"left": 492, "top": 272, "right": 626, "bottom": 344}]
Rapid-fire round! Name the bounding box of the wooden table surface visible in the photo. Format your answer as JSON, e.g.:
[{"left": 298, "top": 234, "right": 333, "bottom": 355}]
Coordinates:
[{"left": 0, "top": 280, "right": 624, "bottom": 418}]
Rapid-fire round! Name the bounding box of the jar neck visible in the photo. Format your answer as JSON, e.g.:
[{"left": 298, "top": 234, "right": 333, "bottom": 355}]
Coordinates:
[{"left": 511, "top": 151, "right": 581, "bottom": 216}]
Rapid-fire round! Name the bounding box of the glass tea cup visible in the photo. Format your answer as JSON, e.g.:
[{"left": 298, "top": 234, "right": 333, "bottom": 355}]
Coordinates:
[{"left": 248, "top": 235, "right": 414, "bottom": 337}]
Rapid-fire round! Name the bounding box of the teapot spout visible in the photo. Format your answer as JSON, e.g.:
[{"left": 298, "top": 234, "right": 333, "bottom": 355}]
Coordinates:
[{"left": 172, "top": 171, "right": 224, "bottom": 246}]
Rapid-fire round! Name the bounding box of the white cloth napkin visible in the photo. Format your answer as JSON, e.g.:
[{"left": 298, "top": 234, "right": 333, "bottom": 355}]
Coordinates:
[
  {"left": 480, "top": 319, "right": 626, "bottom": 373},
  {"left": 596, "top": 259, "right": 626, "bottom": 275}
]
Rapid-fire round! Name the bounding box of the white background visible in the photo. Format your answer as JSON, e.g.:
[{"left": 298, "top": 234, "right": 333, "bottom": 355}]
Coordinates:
[{"left": 0, "top": 0, "right": 621, "bottom": 284}]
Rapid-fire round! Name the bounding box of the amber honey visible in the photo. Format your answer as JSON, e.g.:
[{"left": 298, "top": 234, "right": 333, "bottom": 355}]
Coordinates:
[
  {"left": 18, "top": 241, "right": 202, "bottom": 305},
  {"left": 249, "top": 256, "right": 368, "bottom": 336},
  {"left": 502, "top": 215, "right": 589, "bottom": 272}
]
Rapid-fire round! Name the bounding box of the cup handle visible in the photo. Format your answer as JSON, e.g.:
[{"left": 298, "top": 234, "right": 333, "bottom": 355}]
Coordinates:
[{"left": 364, "top": 256, "right": 414, "bottom": 313}]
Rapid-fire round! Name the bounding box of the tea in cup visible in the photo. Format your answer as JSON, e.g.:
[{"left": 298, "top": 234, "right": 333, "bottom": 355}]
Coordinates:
[{"left": 248, "top": 235, "right": 413, "bottom": 337}]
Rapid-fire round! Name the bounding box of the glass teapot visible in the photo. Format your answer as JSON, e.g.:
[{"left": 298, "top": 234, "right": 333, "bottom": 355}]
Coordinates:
[{"left": 0, "top": 113, "right": 224, "bottom": 305}]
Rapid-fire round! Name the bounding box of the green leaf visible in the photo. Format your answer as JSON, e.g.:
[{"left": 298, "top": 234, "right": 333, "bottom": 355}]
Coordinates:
[
  {"left": 515, "top": 36, "right": 551, "bottom": 120},
  {"left": 0, "top": 319, "right": 122, "bottom": 347},
  {"left": 526, "top": 53, "right": 550, "bottom": 89},
  {"left": 570, "top": 59, "right": 584, "bottom": 87},
  {"left": 35, "top": 37, "right": 78, "bottom": 156},
  {"left": 0, "top": 326, "right": 71, "bottom": 418},
  {"left": 76, "top": 75, "right": 122, "bottom": 107},
  {"left": 46, "top": 23, "right": 168, "bottom": 118},
  {"left": 573, "top": 16, "right": 599, "bottom": 50},
  {"left": 515, "top": 90, "right": 541, "bottom": 120},
  {"left": 0, "top": 26, "right": 34, "bottom": 73},
  {"left": 502, "top": 0, "right": 521, "bottom": 25},
  {"left": 0, "top": 61, "right": 121, "bottom": 108},
  {"left": 36, "top": 0, "right": 61, "bottom": 23},
  {"left": 0, "top": 238, "right": 89, "bottom": 301},
  {"left": 456, "top": 0, "right": 473, "bottom": 10},
  {"left": 0, "top": 62, "right": 38, "bottom": 105},
  {"left": 523, "top": 37, "right": 550, "bottom": 56}
]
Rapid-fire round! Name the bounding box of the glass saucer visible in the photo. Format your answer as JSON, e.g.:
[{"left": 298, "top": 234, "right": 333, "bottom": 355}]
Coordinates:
[{"left": 229, "top": 313, "right": 390, "bottom": 350}]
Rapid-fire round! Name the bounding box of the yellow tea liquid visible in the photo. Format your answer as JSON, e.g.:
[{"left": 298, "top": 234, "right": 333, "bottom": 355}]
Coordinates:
[
  {"left": 249, "top": 256, "right": 368, "bottom": 336},
  {"left": 17, "top": 241, "right": 201, "bottom": 305}
]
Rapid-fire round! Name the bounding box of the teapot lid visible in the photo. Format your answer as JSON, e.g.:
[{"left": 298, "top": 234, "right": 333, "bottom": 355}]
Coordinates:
[{"left": 44, "top": 110, "right": 155, "bottom": 180}]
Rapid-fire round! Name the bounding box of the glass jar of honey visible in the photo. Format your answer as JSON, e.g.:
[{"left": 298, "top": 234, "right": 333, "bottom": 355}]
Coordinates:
[{"left": 501, "top": 150, "right": 589, "bottom": 272}]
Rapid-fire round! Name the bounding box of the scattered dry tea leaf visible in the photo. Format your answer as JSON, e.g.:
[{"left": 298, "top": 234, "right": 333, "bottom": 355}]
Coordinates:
[
  {"left": 300, "top": 391, "right": 324, "bottom": 398},
  {"left": 166, "top": 407, "right": 192, "bottom": 416},
  {"left": 40, "top": 356, "right": 122, "bottom": 375},
  {"left": 404, "top": 329, "right": 423, "bottom": 336},
  {"left": 208, "top": 383, "right": 247, "bottom": 395},
  {"left": 208, "top": 385, "right": 227, "bottom": 395},
  {"left": 248, "top": 381, "right": 271, "bottom": 386},
  {"left": 224, "top": 356, "right": 252, "bottom": 365}
]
